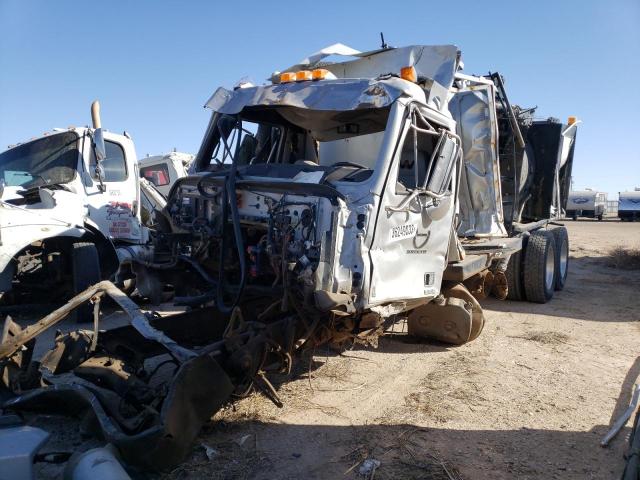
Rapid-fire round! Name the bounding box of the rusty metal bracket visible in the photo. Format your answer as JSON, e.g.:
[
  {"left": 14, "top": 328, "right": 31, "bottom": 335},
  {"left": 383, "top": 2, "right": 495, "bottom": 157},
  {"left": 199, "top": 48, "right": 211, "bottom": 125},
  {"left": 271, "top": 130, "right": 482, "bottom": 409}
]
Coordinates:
[{"left": 0, "top": 281, "right": 196, "bottom": 363}]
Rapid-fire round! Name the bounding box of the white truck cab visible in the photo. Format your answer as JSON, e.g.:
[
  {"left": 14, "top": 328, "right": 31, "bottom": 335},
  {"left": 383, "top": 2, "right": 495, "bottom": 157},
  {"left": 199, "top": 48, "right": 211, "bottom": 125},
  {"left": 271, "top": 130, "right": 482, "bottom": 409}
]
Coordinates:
[
  {"left": 139, "top": 151, "right": 193, "bottom": 197},
  {"left": 0, "top": 102, "right": 150, "bottom": 313}
]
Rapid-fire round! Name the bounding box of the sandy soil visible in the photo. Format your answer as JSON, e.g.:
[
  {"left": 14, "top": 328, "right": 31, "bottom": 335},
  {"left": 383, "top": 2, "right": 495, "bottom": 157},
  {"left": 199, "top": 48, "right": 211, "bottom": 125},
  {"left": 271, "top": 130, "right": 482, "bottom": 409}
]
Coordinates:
[{"left": 161, "top": 219, "right": 640, "bottom": 480}]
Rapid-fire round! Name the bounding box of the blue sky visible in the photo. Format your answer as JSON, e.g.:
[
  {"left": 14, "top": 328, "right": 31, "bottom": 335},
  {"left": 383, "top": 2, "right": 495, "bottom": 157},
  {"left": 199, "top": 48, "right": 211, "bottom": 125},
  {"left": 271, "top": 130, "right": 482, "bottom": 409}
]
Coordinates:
[{"left": 1, "top": 0, "right": 638, "bottom": 196}]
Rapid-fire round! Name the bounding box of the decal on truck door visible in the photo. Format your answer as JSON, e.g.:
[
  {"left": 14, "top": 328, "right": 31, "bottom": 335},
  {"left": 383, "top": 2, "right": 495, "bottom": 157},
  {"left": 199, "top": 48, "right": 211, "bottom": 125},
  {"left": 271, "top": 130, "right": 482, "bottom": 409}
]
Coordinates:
[
  {"left": 106, "top": 201, "right": 136, "bottom": 239},
  {"left": 389, "top": 223, "right": 418, "bottom": 242}
]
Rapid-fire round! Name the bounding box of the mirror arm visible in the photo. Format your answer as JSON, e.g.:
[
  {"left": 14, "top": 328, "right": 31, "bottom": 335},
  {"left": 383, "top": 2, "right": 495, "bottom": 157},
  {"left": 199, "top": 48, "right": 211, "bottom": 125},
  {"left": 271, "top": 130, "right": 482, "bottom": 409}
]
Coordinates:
[
  {"left": 94, "top": 166, "right": 106, "bottom": 192},
  {"left": 88, "top": 131, "right": 107, "bottom": 192}
]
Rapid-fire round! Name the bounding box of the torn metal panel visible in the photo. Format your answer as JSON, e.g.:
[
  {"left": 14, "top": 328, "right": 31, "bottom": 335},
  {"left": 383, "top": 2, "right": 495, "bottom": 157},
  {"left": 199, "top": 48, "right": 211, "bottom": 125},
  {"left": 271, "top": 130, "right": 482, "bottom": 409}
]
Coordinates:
[
  {"left": 297, "top": 42, "right": 361, "bottom": 65},
  {"left": 449, "top": 87, "right": 507, "bottom": 237},
  {"left": 205, "top": 78, "right": 411, "bottom": 115},
  {"left": 276, "top": 44, "right": 460, "bottom": 112}
]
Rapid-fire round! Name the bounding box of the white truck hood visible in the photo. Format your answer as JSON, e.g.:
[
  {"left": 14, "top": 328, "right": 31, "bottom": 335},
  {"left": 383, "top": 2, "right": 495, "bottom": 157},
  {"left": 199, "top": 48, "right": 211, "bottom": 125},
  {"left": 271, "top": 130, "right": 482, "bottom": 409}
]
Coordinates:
[
  {"left": 0, "top": 187, "right": 87, "bottom": 226},
  {"left": 0, "top": 188, "right": 88, "bottom": 275}
]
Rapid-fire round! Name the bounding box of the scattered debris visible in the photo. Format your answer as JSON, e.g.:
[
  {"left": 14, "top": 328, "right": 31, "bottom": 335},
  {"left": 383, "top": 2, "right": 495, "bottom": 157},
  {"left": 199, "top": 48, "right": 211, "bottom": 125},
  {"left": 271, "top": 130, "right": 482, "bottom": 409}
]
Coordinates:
[
  {"left": 602, "top": 384, "right": 640, "bottom": 447},
  {"left": 63, "top": 444, "right": 131, "bottom": 480},
  {"left": 359, "top": 458, "right": 381, "bottom": 477},
  {"left": 0, "top": 424, "right": 50, "bottom": 480},
  {"left": 201, "top": 443, "right": 219, "bottom": 461},
  {"left": 235, "top": 434, "right": 254, "bottom": 450}
]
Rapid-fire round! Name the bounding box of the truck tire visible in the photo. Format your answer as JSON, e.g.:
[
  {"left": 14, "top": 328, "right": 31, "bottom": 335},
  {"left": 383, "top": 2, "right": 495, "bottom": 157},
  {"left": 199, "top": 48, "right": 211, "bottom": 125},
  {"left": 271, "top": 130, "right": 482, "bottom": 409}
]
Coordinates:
[
  {"left": 551, "top": 227, "right": 569, "bottom": 291},
  {"left": 505, "top": 250, "right": 525, "bottom": 301},
  {"left": 523, "top": 230, "right": 556, "bottom": 303},
  {"left": 71, "top": 242, "right": 101, "bottom": 323}
]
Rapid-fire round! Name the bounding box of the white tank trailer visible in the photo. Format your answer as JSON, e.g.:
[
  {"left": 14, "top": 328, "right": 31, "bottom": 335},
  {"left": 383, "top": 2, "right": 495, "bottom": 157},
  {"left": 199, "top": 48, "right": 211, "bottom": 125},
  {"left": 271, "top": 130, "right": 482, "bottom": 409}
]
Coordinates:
[
  {"left": 566, "top": 189, "right": 607, "bottom": 220},
  {"left": 618, "top": 189, "right": 640, "bottom": 221}
]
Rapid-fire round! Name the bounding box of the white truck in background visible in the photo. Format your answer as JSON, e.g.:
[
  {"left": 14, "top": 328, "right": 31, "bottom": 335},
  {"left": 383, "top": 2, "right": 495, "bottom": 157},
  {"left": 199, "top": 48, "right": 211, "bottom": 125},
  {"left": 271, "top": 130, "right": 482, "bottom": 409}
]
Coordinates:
[
  {"left": 140, "top": 151, "right": 194, "bottom": 197},
  {"left": 618, "top": 189, "right": 640, "bottom": 221},
  {"left": 566, "top": 189, "right": 607, "bottom": 220},
  {"left": 0, "top": 102, "right": 160, "bottom": 318}
]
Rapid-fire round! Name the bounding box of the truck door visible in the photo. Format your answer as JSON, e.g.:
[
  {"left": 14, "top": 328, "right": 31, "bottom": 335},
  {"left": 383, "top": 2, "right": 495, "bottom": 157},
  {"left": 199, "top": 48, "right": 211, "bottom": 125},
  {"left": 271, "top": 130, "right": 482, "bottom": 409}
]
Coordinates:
[
  {"left": 83, "top": 133, "right": 143, "bottom": 243},
  {"left": 368, "top": 109, "right": 459, "bottom": 305}
]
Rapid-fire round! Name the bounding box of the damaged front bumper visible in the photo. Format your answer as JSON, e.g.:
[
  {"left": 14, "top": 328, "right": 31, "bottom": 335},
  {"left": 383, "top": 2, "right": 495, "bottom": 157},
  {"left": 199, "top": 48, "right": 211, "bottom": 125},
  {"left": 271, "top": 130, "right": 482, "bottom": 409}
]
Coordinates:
[{"left": 0, "top": 281, "right": 303, "bottom": 471}]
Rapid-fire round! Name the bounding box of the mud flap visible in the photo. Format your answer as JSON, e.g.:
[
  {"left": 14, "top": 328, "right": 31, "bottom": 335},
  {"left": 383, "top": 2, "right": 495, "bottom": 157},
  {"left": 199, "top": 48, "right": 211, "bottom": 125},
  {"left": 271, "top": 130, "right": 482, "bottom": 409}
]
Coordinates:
[
  {"left": 3, "top": 355, "right": 234, "bottom": 471},
  {"left": 407, "top": 283, "right": 485, "bottom": 345}
]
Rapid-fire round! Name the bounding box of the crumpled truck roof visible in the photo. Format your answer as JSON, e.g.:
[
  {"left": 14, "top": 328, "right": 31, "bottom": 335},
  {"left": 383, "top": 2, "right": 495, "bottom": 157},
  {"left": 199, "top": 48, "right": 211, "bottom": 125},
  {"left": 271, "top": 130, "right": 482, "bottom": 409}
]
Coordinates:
[
  {"left": 206, "top": 45, "right": 460, "bottom": 116},
  {"left": 205, "top": 77, "right": 422, "bottom": 115}
]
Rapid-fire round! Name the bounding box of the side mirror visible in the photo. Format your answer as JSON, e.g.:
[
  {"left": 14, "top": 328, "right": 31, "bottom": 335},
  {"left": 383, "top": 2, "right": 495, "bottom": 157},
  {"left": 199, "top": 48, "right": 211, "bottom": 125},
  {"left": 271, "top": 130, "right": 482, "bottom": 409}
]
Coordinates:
[
  {"left": 426, "top": 136, "right": 457, "bottom": 195},
  {"left": 93, "top": 128, "right": 107, "bottom": 163},
  {"left": 91, "top": 100, "right": 107, "bottom": 191}
]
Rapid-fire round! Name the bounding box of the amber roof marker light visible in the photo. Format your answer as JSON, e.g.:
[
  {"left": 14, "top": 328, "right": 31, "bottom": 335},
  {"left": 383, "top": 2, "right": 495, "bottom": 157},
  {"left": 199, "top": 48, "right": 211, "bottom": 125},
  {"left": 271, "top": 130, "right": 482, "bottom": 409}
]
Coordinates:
[
  {"left": 280, "top": 72, "right": 296, "bottom": 83},
  {"left": 400, "top": 66, "right": 417, "bottom": 83}
]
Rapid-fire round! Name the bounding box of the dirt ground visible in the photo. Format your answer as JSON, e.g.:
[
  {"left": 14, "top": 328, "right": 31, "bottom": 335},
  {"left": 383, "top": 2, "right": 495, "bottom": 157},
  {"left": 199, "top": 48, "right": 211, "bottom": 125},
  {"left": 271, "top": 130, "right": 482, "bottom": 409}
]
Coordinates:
[
  {"left": 161, "top": 219, "right": 640, "bottom": 480},
  {"left": 12, "top": 219, "right": 640, "bottom": 479}
]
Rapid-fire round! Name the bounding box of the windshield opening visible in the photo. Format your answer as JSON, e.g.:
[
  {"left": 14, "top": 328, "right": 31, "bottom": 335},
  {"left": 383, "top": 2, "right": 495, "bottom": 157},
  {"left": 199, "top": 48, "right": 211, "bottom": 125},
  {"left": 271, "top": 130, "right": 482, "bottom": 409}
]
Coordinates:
[
  {"left": 200, "top": 107, "right": 390, "bottom": 182},
  {"left": 0, "top": 132, "right": 79, "bottom": 188}
]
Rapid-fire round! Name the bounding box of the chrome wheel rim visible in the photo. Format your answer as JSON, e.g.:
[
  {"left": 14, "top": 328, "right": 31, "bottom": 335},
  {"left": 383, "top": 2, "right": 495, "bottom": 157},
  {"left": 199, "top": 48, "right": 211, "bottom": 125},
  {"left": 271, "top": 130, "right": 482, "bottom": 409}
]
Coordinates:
[
  {"left": 559, "top": 238, "right": 568, "bottom": 279},
  {"left": 545, "top": 244, "right": 555, "bottom": 291}
]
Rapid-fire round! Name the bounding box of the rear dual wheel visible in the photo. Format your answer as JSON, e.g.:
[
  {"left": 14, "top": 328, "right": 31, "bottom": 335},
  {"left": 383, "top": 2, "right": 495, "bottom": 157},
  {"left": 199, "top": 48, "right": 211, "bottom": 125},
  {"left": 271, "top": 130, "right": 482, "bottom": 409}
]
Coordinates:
[
  {"left": 505, "top": 227, "right": 569, "bottom": 304},
  {"left": 506, "top": 250, "right": 524, "bottom": 301},
  {"left": 523, "top": 230, "right": 556, "bottom": 303}
]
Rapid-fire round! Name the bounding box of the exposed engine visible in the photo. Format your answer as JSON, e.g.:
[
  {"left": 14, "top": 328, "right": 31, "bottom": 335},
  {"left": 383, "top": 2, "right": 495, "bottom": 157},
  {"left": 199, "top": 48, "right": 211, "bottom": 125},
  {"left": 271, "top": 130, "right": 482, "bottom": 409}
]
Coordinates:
[{"left": 159, "top": 180, "right": 335, "bottom": 311}]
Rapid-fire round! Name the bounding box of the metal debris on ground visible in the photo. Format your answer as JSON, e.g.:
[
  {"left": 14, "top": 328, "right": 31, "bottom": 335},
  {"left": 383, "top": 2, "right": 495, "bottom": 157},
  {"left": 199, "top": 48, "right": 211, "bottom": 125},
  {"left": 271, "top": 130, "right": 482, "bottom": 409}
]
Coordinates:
[
  {"left": 359, "top": 458, "right": 381, "bottom": 477},
  {"left": 201, "top": 443, "right": 219, "bottom": 461}
]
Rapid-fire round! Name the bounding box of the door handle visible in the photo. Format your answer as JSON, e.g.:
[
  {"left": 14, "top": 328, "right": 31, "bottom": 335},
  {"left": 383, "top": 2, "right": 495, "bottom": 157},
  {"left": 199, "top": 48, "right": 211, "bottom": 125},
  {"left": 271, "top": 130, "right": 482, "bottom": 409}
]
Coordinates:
[{"left": 421, "top": 195, "right": 452, "bottom": 223}]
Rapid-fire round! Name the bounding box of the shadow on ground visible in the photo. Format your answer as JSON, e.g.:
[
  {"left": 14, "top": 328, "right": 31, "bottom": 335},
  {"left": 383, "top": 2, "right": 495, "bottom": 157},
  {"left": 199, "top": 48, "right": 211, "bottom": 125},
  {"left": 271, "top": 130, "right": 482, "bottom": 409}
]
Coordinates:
[
  {"left": 481, "top": 256, "right": 640, "bottom": 323},
  {"left": 161, "top": 420, "right": 627, "bottom": 480}
]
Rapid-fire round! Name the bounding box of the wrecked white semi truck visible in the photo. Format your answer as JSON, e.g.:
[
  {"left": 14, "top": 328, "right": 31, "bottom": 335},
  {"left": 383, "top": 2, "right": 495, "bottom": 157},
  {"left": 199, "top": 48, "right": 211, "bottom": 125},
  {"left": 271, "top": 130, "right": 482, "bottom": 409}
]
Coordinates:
[
  {"left": 0, "top": 102, "right": 159, "bottom": 316},
  {"left": 146, "top": 43, "right": 577, "bottom": 343},
  {"left": 0, "top": 44, "right": 577, "bottom": 473}
]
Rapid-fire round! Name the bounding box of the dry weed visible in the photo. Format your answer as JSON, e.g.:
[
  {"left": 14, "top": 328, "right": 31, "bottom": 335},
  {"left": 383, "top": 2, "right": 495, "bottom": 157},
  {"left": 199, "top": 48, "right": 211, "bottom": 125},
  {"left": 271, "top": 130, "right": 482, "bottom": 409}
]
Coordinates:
[
  {"left": 607, "top": 246, "right": 640, "bottom": 270},
  {"left": 341, "top": 426, "right": 464, "bottom": 480},
  {"left": 521, "top": 331, "right": 569, "bottom": 345}
]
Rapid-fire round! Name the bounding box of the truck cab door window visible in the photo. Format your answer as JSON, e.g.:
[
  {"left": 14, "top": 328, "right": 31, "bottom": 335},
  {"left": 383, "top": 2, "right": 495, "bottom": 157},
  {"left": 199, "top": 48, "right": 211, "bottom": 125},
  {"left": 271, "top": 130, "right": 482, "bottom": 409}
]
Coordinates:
[
  {"left": 90, "top": 141, "right": 127, "bottom": 182},
  {"left": 395, "top": 114, "right": 457, "bottom": 197},
  {"left": 396, "top": 125, "right": 434, "bottom": 192},
  {"left": 141, "top": 163, "right": 170, "bottom": 187}
]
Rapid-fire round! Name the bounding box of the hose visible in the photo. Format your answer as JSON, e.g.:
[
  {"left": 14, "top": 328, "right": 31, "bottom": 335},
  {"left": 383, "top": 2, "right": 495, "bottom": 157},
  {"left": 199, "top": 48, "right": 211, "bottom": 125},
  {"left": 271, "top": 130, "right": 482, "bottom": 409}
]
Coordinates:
[{"left": 214, "top": 118, "right": 247, "bottom": 314}]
